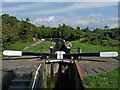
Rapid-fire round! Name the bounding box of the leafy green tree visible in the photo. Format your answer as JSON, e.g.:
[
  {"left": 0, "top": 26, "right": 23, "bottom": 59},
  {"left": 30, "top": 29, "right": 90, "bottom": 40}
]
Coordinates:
[
  {"left": 104, "top": 25, "right": 109, "bottom": 30},
  {"left": 1, "top": 14, "right": 119, "bottom": 49}
]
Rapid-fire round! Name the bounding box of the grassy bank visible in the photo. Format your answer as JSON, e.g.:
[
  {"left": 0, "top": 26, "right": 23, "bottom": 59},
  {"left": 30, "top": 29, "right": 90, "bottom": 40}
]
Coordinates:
[
  {"left": 70, "top": 40, "right": 119, "bottom": 88},
  {"left": 71, "top": 41, "right": 118, "bottom": 53},
  {"left": 70, "top": 40, "right": 119, "bottom": 60},
  {"left": 5, "top": 41, "right": 36, "bottom": 51},
  {"left": 84, "top": 67, "right": 119, "bottom": 88},
  {"left": 24, "top": 43, "right": 53, "bottom": 53},
  {"left": 2, "top": 41, "right": 37, "bottom": 58}
]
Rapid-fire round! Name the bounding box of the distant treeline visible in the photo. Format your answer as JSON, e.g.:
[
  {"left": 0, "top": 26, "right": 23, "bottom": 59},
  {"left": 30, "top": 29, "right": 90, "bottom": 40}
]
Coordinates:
[{"left": 1, "top": 14, "right": 120, "bottom": 50}]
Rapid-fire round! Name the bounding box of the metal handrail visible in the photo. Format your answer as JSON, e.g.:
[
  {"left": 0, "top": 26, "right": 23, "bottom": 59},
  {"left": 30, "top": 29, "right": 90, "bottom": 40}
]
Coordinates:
[{"left": 31, "top": 64, "right": 42, "bottom": 90}]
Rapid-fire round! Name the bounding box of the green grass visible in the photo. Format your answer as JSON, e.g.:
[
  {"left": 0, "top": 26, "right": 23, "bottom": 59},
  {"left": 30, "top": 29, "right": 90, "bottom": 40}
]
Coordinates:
[
  {"left": 70, "top": 40, "right": 119, "bottom": 60},
  {"left": 84, "top": 67, "right": 119, "bottom": 88},
  {"left": 44, "top": 40, "right": 51, "bottom": 42},
  {"left": 2, "top": 41, "right": 37, "bottom": 58},
  {"left": 24, "top": 43, "right": 53, "bottom": 53},
  {"left": 71, "top": 41, "right": 118, "bottom": 53},
  {"left": 6, "top": 41, "right": 36, "bottom": 51},
  {"left": 70, "top": 40, "right": 119, "bottom": 88}
]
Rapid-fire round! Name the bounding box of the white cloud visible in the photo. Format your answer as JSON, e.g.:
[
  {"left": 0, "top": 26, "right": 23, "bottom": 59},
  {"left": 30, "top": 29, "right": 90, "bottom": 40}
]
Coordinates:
[
  {"left": 89, "top": 13, "right": 103, "bottom": 18},
  {"left": 2, "top": 3, "right": 52, "bottom": 12},
  {"left": 33, "top": 13, "right": 118, "bottom": 29},
  {"left": 22, "top": 2, "right": 117, "bottom": 15},
  {"left": 3, "top": 2, "right": 117, "bottom": 29},
  {"left": 3, "top": 2, "right": 118, "bottom": 15},
  {"left": 77, "top": 13, "right": 118, "bottom": 29},
  {"left": 77, "top": 20, "right": 89, "bottom": 26},
  {"left": 34, "top": 16, "right": 55, "bottom": 25}
]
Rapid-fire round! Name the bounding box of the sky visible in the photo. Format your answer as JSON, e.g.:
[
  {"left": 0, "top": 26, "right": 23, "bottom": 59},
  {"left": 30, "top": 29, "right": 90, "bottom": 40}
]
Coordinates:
[{"left": 1, "top": 2, "right": 119, "bottom": 30}]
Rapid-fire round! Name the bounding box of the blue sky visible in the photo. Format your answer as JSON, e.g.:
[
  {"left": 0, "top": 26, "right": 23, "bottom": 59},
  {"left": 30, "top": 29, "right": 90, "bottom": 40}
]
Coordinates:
[{"left": 2, "top": 2, "right": 118, "bottom": 29}]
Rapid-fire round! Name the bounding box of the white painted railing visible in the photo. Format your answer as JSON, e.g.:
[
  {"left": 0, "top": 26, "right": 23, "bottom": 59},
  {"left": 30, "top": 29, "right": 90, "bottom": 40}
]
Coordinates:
[{"left": 31, "top": 64, "right": 42, "bottom": 90}]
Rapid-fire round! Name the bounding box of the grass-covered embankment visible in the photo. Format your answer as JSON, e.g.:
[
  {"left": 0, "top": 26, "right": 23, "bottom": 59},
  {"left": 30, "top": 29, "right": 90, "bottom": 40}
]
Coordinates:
[
  {"left": 70, "top": 40, "right": 119, "bottom": 88},
  {"left": 70, "top": 40, "right": 119, "bottom": 60},
  {"left": 71, "top": 41, "right": 118, "bottom": 53},
  {"left": 83, "top": 67, "right": 119, "bottom": 88},
  {"left": 4, "top": 41, "right": 36, "bottom": 51},
  {"left": 24, "top": 43, "right": 53, "bottom": 53},
  {"left": 2, "top": 41, "right": 37, "bottom": 58}
]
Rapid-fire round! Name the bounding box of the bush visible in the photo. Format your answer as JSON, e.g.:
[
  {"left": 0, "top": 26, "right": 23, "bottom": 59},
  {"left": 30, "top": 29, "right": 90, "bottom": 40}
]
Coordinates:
[{"left": 101, "top": 39, "right": 118, "bottom": 47}]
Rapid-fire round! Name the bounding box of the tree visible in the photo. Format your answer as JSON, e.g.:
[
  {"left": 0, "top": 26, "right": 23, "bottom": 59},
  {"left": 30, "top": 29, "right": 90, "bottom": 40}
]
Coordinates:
[
  {"left": 77, "top": 26, "right": 80, "bottom": 30},
  {"left": 18, "top": 18, "right": 32, "bottom": 42},
  {"left": 104, "top": 25, "right": 109, "bottom": 30}
]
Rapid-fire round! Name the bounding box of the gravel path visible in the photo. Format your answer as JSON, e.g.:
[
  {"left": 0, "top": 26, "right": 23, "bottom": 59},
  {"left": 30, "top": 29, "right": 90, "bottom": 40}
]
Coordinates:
[
  {"left": 22, "top": 41, "right": 42, "bottom": 51},
  {"left": 22, "top": 41, "right": 55, "bottom": 52}
]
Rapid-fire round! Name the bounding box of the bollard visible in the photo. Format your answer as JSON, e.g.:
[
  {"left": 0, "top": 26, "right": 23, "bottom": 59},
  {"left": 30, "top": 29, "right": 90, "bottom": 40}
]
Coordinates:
[
  {"left": 78, "top": 47, "right": 82, "bottom": 60},
  {"left": 49, "top": 46, "right": 53, "bottom": 53},
  {"left": 67, "top": 47, "right": 71, "bottom": 53},
  {"left": 78, "top": 47, "right": 82, "bottom": 53}
]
